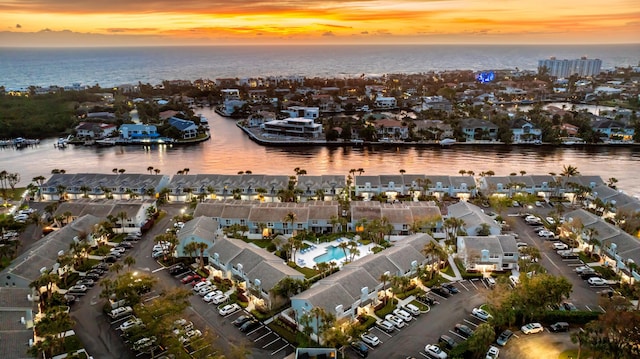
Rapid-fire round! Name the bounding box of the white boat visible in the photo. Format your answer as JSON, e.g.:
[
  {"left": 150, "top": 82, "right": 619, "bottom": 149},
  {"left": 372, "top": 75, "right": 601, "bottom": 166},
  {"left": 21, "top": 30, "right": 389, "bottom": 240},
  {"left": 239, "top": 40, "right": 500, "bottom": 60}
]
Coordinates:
[
  {"left": 440, "top": 138, "right": 456, "bottom": 146},
  {"left": 96, "top": 138, "right": 118, "bottom": 146}
]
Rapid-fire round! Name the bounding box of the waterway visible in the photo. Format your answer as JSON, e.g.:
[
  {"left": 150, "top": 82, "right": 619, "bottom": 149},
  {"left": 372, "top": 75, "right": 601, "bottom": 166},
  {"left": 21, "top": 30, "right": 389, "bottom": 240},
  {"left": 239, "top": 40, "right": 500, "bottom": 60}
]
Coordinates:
[{"left": 1, "top": 107, "right": 639, "bottom": 196}]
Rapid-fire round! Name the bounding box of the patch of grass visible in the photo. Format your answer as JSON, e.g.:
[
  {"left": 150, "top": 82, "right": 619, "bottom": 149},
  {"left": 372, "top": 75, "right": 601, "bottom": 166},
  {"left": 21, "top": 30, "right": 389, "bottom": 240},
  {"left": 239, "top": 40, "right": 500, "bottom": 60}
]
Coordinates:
[
  {"left": 249, "top": 239, "right": 272, "bottom": 248},
  {"left": 593, "top": 265, "right": 617, "bottom": 280},
  {"left": 441, "top": 263, "right": 455, "bottom": 277},
  {"left": 374, "top": 298, "right": 398, "bottom": 318},
  {"left": 268, "top": 321, "right": 300, "bottom": 346},
  {"left": 290, "top": 263, "right": 319, "bottom": 279},
  {"left": 410, "top": 300, "right": 429, "bottom": 312},
  {"left": 371, "top": 246, "right": 384, "bottom": 254},
  {"left": 558, "top": 349, "right": 592, "bottom": 359}
]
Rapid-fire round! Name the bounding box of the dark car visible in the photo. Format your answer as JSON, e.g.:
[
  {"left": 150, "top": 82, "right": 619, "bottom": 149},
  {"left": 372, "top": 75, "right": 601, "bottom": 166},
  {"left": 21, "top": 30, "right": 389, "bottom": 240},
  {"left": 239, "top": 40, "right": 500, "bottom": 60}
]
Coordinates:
[
  {"left": 550, "top": 322, "right": 569, "bottom": 332},
  {"left": 232, "top": 315, "right": 253, "bottom": 327},
  {"left": 350, "top": 341, "right": 369, "bottom": 358},
  {"left": 438, "top": 334, "right": 456, "bottom": 349},
  {"left": 169, "top": 264, "right": 190, "bottom": 275},
  {"left": 454, "top": 324, "right": 473, "bottom": 338},
  {"left": 442, "top": 283, "right": 459, "bottom": 294},
  {"left": 104, "top": 255, "right": 118, "bottom": 263},
  {"left": 87, "top": 268, "right": 105, "bottom": 276},
  {"left": 496, "top": 329, "right": 514, "bottom": 346},
  {"left": 84, "top": 272, "right": 100, "bottom": 280},
  {"left": 562, "top": 302, "right": 578, "bottom": 311},
  {"left": 580, "top": 272, "right": 600, "bottom": 280},
  {"left": 239, "top": 319, "right": 260, "bottom": 332},
  {"left": 92, "top": 263, "right": 109, "bottom": 271},
  {"left": 431, "top": 286, "right": 451, "bottom": 298},
  {"left": 118, "top": 241, "right": 134, "bottom": 249}
]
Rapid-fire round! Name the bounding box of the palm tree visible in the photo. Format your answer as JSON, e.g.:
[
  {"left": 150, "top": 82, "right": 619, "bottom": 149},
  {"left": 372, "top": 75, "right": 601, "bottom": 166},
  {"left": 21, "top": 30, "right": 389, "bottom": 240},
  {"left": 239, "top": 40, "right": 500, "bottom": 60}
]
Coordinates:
[
  {"left": 196, "top": 242, "right": 209, "bottom": 269},
  {"left": 379, "top": 272, "right": 390, "bottom": 305},
  {"left": 109, "top": 262, "right": 123, "bottom": 275},
  {"left": 184, "top": 241, "right": 198, "bottom": 261},
  {"left": 117, "top": 211, "right": 128, "bottom": 233},
  {"left": 422, "top": 241, "right": 449, "bottom": 278},
  {"left": 146, "top": 166, "right": 154, "bottom": 174},
  {"left": 124, "top": 256, "right": 136, "bottom": 271},
  {"left": 459, "top": 169, "right": 466, "bottom": 176},
  {"left": 153, "top": 168, "right": 161, "bottom": 175},
  {"left": 338, "top": 241, "right": 349, "bottom": 261},
  {"left": 561, "top": 165, "right": 580, "bottom": 177},
  {"left": 183, "top": 168, "right": 190, "bottom": 175},
  {"left": 283, "top": 211, "right": 297, "bottom": 235}
]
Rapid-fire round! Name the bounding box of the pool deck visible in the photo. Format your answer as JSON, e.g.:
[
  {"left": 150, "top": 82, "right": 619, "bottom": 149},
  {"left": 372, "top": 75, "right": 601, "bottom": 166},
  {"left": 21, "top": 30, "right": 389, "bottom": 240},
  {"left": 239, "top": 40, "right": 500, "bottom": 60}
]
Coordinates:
[{"left": 295, "top": 237, "right": 375, "bottom": 268}]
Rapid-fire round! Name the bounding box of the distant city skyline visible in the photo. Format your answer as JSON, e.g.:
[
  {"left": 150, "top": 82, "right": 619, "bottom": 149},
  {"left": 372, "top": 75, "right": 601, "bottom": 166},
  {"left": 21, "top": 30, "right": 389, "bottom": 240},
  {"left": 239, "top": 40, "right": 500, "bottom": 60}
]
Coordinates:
[{"left": 0, "top": 0, "right": 638, "bottom": 47}]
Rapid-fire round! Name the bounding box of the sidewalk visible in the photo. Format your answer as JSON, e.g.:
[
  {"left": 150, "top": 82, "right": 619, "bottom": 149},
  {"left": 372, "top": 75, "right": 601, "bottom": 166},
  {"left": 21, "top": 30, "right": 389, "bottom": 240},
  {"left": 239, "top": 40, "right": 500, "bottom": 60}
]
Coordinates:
[{"left": 441, "top": 256, "right": 462, "bottom": 282}]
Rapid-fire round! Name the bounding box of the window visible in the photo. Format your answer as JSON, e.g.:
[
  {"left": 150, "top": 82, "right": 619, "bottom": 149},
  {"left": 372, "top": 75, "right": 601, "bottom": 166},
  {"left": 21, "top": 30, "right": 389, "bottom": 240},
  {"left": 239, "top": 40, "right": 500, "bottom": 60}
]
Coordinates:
[
  {"left": 311, "top": 220, "right": 318, "bottom": 225},
  {"left": 225, "top": 219, "right": 231, "bottom": 225},
  {"left": 267, "top": 222, "right": 274, "bottom": 228},
  {"left": 297, "top": 223, "right": 303, "bottom": 229},
  {"left": 240, "top": 219, "right": 246, "bottom": 225}
]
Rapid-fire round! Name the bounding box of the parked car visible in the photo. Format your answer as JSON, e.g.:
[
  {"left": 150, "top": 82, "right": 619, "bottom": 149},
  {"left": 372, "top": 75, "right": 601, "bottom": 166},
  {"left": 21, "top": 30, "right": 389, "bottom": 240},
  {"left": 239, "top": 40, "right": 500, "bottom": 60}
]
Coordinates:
[
  {"left": 535, "top": 201, "right": 543, "bottom": 207},
  {"left": 84, "top": 272, "right": 101, "bottom": 280},
  {"left": 485, "top": 345, "right": 500, "bottom": 359},
  {"left": 550, "top": 322, "right": 570, "bottom": 332},
  {"left": 425, "top": 344, "right": 448, "bottom": 359},
  {"left": 239, "top": 319, "right": 260, "bottom": 332},
  {"left": 438, "top": 334, "right": 456, "bottom": 350},
  {"left": 455, "top": 323, "right": 473, "bottom": 338},
  {"left": 552, "top": 242, "right": 569, "bottom": 250},
  {"left": 173, "top": 319, "right": 194, "bottom": 333},
  {"left": 496, "top": 329, "right": 513, "bottom": 346},
  {"left": 63, "top": 294, "right": 76, "bottom": 304},
  {"left": 516, "top": 242, "right": 528, "bottom": 248},
  {"left": 211, "top": 294, "right": 228, "bottom": 305},
  {"left": 403, "top": 304, "right": 421, "bottom": 316},
  {"left": 109, "top": 306, "right": 133, "bottom": 319},
  {"left": 218, "top": 303, "right": 240, "bottom": 316},
  {"left": 377, "top": 320, "right": 395, "bottom": 333},
  {"left": 103, "top": 255, "right": 118, "bottom": 263},
  {"left": 179, "top": 329, "right": 202, "bottom": 345},
  {"left": 485, "top": 277, "right": 496, "bottom": 288},
  {"left": 76, "top": 279, "right": 95, "bottom": 287},
  {"left": 521, "top": 322, "right": 544, "bottom": 334},
  {"left": 538, "top": 230, "right": 556, "bottom": 238},
  {"left": 580, "top": 271, "right": 600, "bottom": 280},
  {"left": 118, "top": 241, "right": 134, "bottom": 249},
  {"left": 202, "top": 290, "right": 223, "bottom": 302},
  {"left": 442, "top": 283, "right": 459, "bottom": 294},
  {"left": 118, "top": 317, "right": 143, "bottom": 331},
  {"left": 197, "top": 286, "right": 216, "bottom": 296},
  {"left": 562, "top": 302, "right": 578, "bottom": 311},
  {"left": 132, "top": 336, "right": 156, "bottom": 351},
  {"left": 360, "top": 333, "right": 380, "bottom": 347},
  {"left": 385, "top": 314, "right": 405, "bottom": 329},
  {"left": 558, "top": 250, "right": 579, "bottom": 259},
  {"left": 350, "top": 341, "right": 369, "bottom": 358},
  {"left": 587, "top": 277, "right": 606, "bottom": 286},
  {"left": 431, "top": 286, "right": 451, "bottom": 298},
  {"left": 92, "top": 263, "right": 109, "bottom": 271},
  {"left": 169, "top": 264, "right": 190, "bottom": 275},
  {"left": 67, "top": 285, "right": 88, "bottom": 294},
  {"left": 232, "top": 315, "right": 253, "bottom": 327},
  {"left": 193, "top": 281, "right": 211, "bottom": 292},
  {"left": 181, "top": 274, "right": 202, "bottom": 284},
  {"left": 472, "top": 307, "right": 493, "bottom": 321},
  {"left": 393, "top": 308, "right": 413, "bottom": 322},
  {"left": 574, "top": 265, "right": 593, "bottom": 274}
]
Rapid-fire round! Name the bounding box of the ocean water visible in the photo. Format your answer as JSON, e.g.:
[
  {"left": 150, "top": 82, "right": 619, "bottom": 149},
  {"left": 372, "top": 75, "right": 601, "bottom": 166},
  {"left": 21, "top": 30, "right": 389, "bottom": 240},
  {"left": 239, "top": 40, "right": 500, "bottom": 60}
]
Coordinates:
[{"left": 1, "top": 44, "right": 638, "bottom": 89}]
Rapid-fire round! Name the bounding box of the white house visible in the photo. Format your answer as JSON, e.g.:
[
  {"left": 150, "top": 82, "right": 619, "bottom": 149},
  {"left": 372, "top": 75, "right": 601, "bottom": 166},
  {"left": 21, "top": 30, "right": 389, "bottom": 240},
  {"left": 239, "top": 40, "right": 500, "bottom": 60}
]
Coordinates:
[{"left": 457, "top": 235, "right": 519, "bottom": 272}]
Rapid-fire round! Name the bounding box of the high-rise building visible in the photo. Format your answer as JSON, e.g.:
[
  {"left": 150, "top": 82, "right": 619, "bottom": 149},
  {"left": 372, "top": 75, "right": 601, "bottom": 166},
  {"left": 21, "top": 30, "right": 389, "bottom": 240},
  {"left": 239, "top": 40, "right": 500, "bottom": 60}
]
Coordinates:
[{"left": 538, "top": 56, "right": 602, "bottom": 78}]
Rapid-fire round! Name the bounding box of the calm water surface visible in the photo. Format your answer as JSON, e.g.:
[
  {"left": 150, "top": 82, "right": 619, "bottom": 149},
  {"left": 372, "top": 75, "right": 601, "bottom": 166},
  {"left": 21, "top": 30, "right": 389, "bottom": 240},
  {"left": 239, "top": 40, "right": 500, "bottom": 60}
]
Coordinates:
[{"left": 2, "top": 108, "right": 639, "bottom": 196}]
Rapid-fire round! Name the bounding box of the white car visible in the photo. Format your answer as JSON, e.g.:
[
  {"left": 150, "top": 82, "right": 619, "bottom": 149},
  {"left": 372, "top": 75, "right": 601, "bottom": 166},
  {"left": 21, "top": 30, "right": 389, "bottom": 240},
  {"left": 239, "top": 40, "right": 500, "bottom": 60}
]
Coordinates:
[
  {"left": 109, "top": 305, "right": 133, "bottom": 319},
  {"left": 193, "top": 281, "right": 210, "bottom": 292},
  {"left": 211, "top": 294, "right": 228, "bottom": 304},
  {"left": 118, "top": 317, "right": 143, "bottom": 331},
  {"left": 516, "top": 242, "right": 528, "bottom": 248},
  {"left": 535, "top": 201, "right": 543, "bottom": 207},
  {"left": 360, "top": 333, "right": 380, "bottom": 347},
  {"left": 197, "top": 286, "right": 216, "bottom": 296},
  {"left": 521, "top": 322, "right": 544, "bottom": 334},
  {"left": 384, "top": 314, "right": 405, "bottom": 329},
  {"left": 202, "top": 290, "right": 223, "bottom": 302},
  {"left": 403, "top": 304, "right": 421, "bottom": 316},
  {"left": 472, "top": 307, "right": 493, "bottom": 321},
  {"left": 486, "top": 345, "right": 500, "bottom": 359},
  {"left": 546, "top": 216, "right": 556, "bottom": 224},
  {"left": 132, "top": 336, "right": 156, "bottom": 351},
  {"left": 553, "top": 242, "right": 568, "bottom": 250},
  {"left": 393, "top": 308, "right": 413, "bottom": 322},
  {"left": 179, "top": 329, "right": 202, "bottom": 344},
  {"left": 218, "top": 303, "right": 240, "bottom": 316},
  {"left": 538, "top": 230, "right": 556, "bottom": 238},
  {"left": 587, "top": 277, "right": 606, "bottom": 286},
  {"left": 424, "top": 344, "right": 448, "bottom": 359}
]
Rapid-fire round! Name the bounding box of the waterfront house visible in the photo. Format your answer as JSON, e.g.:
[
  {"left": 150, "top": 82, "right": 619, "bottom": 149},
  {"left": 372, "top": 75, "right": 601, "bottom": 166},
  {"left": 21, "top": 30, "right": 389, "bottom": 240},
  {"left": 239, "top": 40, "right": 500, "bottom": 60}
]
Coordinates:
[
  {"left": 373, "top": 95, "right": 397, "bottom": 109},
  {"left": 296, "top": 175, "right": 346, "bottom": 201},
  {"left": 40, "top": 173, "right": 170, "bottom": 202},
  {"left": 290, "top": 234, "right": 435, "bottom": 333},
  {"left": 374, "top": 118, "right": 409, "bottom": 141},
  {"left": 168, "top": 117, "right": 198, "bottom": 139},
  {"left": 412, "top": 120, "right": 454, "bottom": 140},
  {"left": 593, "top": 120, "right": 635, "bottom": 142},
  {"left": 207, "top": 236, "right": 305, "bottom": 308},
  {"left": 447, "top": 201, "right": 501, "bottom": 236},
  {"left": 510, "top": 118, "right": 542, "bottom": 143},
  {"left": 75, "top": 122, "right": 118, "bottom": 139},
  {"left": 165, "top": 174, "right": 290, "bottom": 202},
  {"left": 262, "top": 118, "right": 323, "bottom": 138},
  {"left": 456, "top": 235, "right": 519, "bottom": 272},
  {"left": 350, "top": 201, "right": 442, "bottom": 235},
  {"left": 379, "top": 174, "right": 405, "bottom": 199},
  {"left": 424, "top": 175, "right": 453, "bottom": 199},
  {"left": 354, "top": 176, "right": 381, "bottom": 200},
  {"left": 459, "top": 118, "right": 499, "bottom": 142},
  {"left": 283, "top": 106, "right": 320, "bottom": 120},
  {"left": 119, "top": 124, "right": 160, "bottom": 140},
  {"left": 449, "top": 176, "right": 478, "bottom": 200}
]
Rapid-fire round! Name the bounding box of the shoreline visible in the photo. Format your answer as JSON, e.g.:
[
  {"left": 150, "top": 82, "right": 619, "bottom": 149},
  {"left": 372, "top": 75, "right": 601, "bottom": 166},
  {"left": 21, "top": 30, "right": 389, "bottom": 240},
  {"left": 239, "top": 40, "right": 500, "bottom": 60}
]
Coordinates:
[{"left": 237, "top": 123, "right": 639, "bottom": 148}]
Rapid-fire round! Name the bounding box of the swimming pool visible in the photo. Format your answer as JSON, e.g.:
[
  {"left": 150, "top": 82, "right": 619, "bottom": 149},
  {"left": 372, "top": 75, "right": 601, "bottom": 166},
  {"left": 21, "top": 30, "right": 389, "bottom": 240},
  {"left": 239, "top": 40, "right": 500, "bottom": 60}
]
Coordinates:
[{"left": 313, "top": 245, "right": 349, "bottom": 264}]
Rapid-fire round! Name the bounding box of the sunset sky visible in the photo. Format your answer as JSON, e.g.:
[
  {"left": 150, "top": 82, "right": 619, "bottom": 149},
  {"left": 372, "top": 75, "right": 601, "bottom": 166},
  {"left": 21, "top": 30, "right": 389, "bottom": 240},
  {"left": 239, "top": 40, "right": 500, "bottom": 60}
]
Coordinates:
[{"left": 0, "top": 0, "right": 638, "bottom": 46}]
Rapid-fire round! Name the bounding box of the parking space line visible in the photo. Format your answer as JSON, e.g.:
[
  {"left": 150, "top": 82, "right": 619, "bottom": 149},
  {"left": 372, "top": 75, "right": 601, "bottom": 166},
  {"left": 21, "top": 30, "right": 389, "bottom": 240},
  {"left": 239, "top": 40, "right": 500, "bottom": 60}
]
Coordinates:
[
  {"left": 372, "top": 327, "right": 393, "bottom": 338},
  {"left": 464, "top": 319, "right": 479, "bottom": 327},
  {"left": 469, "top": 280, "right": 479, "bottom": 290},
  {"left": 419, "top": 352, "right": 429, "bottom": 358},
  {"left": 449, "top": 330, "right": 466, "bottom": 339},
  {"left": 599, "top": 306, "right": 606, "bottom": 313},
  {"left": 262, "top": 337, "right": 281, "bottom": 348},
  {"left": 458, "top": 281, "right": 469, "bottom": 291},
  {"left": 246, "top": 326, "right": 264, "bottom": 336},
  {"left": 271, "top": 343, "right": 291, "bottom": 356},
  {"left": 254, "top": 331, "right": 272, "bottom": 342},
  {"left": 151, "top": 267, "right": 166, "bottom": 273}
]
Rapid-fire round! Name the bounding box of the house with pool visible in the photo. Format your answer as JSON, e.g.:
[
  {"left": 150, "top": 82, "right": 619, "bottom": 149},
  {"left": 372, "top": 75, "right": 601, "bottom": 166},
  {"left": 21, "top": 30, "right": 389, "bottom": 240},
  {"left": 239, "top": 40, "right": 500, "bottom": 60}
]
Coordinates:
[{"left": 290, "top": 234, "right": 437, "bottom": 335}]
